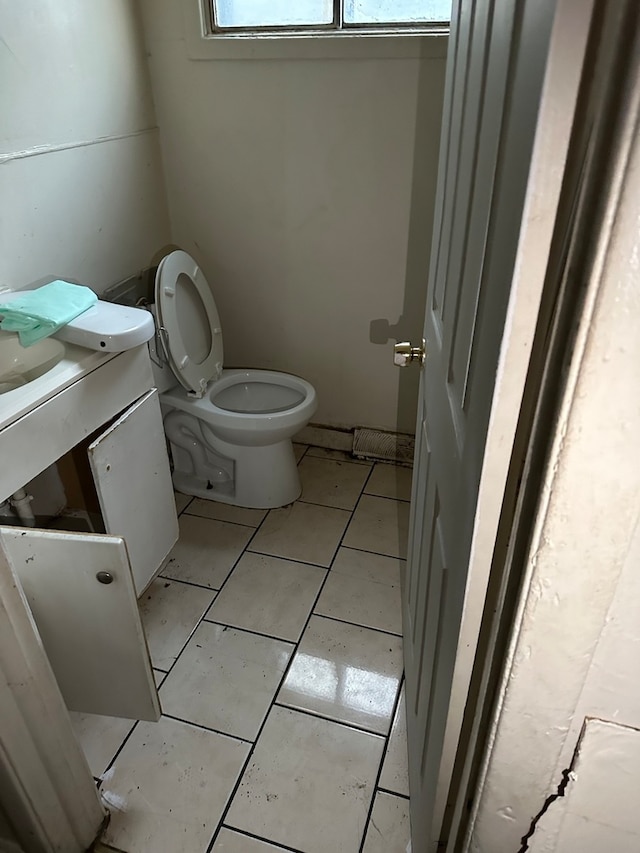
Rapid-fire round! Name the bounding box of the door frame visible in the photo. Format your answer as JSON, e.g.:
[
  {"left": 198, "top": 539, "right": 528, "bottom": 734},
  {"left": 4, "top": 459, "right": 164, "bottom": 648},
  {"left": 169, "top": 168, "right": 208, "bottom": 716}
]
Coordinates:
[
  {"left": 0, "top": 538, "right": 105, "bottom": 853},
  {"left": 456, "top": 1, "right": 640, "bottom": 847},
  {"left": 424, "top": 0, "right": 598, "bottom": 846}
]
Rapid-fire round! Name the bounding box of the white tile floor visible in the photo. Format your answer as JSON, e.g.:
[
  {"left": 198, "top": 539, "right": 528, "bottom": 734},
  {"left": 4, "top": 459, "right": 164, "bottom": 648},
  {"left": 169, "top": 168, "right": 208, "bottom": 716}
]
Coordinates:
[{"left": 72, "top": 447, "right": 412, "bottom": 853}]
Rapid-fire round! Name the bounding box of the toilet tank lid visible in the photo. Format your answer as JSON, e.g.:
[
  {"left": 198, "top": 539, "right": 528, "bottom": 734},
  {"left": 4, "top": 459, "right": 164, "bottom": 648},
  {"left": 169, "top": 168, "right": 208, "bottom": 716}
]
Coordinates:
[
  {"left": 0, "top": 288, "right": 155, "bottom": 352},
  {"left": 53, "top": 301, "right": 155, "bottom": 351}
]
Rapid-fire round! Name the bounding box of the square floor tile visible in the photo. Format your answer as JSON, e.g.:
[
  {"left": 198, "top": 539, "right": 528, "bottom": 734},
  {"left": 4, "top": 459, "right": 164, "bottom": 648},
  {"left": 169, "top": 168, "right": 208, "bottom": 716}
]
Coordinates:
[
  {"left": 102, "top": 717, "right": 249, "bottom": 853},
  {"left": 278, "top": 615, "right": 403, "bottom": 735},
  {"left": 364, "top": 464, "right": 413, "bottom": 502},
  {"left": 212, "top": 828, "right": 290, "bottom": 851},
  {"left": 163, "top": 514, "right": 254, "bottom": 589},
  {"left": 249, "top": 502, "right": 350, "bottom": 568},
  {"left": 174, "top": 491, "right": 192, "bottom": 514},
  {"left": 362, "top": 792, "right": 411, "bottom": 853},
  {"left": 139, "top": 578, "right": 215, "bottom": 671},
  {"left": 314, "top": 547, "right": 403, "bottom": 635},
  {"left": 70, "top": 712, "right": 134, "bottom": 778},
  {"left": 206, "top": 552, "right": 326, "bottom": 642},
  {"left": 343, "top": 495, "right": 410, "bottom": 559},
  {"left": 298, "top": 456, "right": 371, "bottom": 511},
  {"left": 160, "top": 621, "right": 293, "bottom": 741},
  {"left": 226, "top": 706, "right": 384, "bottom": 853},
  {"left": 186, "top": 498, "right": 267, "bottom": 528},
  {"left": 379, "top": 685, "right": 409, "bottom": 797},
  {"left": 305, "top": 447, "right": 371, "bottom": 465}
]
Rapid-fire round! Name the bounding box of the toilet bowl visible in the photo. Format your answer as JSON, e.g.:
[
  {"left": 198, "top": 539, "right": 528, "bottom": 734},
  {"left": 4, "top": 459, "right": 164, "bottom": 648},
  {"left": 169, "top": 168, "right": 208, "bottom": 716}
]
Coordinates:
[{"left": 152, "top": 251, "right": 317, "bottom": 508}]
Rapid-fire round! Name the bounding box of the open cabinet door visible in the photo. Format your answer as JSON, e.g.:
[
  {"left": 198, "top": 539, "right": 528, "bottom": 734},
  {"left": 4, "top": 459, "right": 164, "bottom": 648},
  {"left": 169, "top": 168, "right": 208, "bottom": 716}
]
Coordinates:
[
  {"left": 88, "top": 388, "right": 178, "bottom": 594},
  {"left": 1, "top": 526, "right": 160, "bottom": 721}
]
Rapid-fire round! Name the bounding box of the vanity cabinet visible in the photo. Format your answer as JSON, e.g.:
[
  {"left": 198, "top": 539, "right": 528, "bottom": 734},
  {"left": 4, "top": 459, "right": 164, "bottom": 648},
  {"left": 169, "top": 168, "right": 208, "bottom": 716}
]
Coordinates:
[{"left": 0, "top": 344, "right": 178, "bottom": 722}]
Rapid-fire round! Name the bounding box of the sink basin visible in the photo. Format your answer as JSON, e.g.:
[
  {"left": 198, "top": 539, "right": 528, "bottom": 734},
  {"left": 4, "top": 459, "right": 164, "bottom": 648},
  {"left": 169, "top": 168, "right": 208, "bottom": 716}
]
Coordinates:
[{"left": 0, "top": 334, "right": 66, "bottom": 394}]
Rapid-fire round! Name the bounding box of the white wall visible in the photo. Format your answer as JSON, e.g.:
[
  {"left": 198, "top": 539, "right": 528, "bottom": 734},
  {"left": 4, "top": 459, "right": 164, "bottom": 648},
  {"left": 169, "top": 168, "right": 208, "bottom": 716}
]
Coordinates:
[
  {"left": 0, "top": 1, "right": 171, "bottom": 295},
  {"left": 137, "top": 0, "right": 446, "bottom": 431}
]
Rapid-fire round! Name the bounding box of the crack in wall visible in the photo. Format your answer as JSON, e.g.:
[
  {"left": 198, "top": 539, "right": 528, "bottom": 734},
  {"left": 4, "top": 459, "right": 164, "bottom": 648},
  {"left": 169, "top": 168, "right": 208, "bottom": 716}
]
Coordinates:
[{"left": 516, "top": 767, "right": 573, "bottom": 852}]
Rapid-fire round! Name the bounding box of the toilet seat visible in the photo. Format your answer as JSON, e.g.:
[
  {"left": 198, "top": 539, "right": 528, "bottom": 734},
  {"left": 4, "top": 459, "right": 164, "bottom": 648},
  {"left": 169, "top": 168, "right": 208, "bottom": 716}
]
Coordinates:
[{"left": 155, "top": 251, "right": 224, "bottom": 397}]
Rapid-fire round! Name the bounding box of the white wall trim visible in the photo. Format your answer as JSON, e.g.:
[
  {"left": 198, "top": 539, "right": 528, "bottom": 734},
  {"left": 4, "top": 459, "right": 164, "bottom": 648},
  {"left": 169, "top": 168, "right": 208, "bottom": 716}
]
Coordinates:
[{"left": 0, "top": 127, "right": 160, "bottom": 165}]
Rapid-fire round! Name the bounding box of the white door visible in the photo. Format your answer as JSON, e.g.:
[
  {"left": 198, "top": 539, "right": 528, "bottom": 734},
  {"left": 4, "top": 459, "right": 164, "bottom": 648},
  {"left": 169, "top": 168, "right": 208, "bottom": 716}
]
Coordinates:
[
  {"left": 88, "top": 388, "right": 179, "bottom": 594},
  {"left": 403, "top": 0, "right": 561, "bottom": 847},
  {"left": 2, "top": 526, "right": 160, "bottom": 721}
]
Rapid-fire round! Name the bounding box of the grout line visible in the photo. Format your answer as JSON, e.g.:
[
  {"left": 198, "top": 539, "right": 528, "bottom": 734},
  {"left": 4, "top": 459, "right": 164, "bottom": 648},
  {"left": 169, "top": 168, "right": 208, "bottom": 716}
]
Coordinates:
[
  {"left": 180, "top": 512, "right": 255, "bottom": 531},
  {"left": 161, "top": 714, "right": 253, "bottom": 745},
  {"left": 176, "top": 495, "right": 194, "bottom": 516},
  {"left": 299, "top": 455, "right": 374, "bottom": 470},
  {"left": 339, "top": 543, "right": 407, "bottom": 561},
  {"left": 295, "top": 445, "right": 310, "bottom": 465},
  {"left": 182, "top": 510, "right": 263, "bottom": 530},
  {"left": 362, "top": 491, "right": 412, "bottom": 504},
  {"left": 237, "top": 551, "right": 329, "bottom": 572},
  {"left": 244, "top": 549, "right": 335, "bottom": 570},
  {"left": 220, "top": 825, "right": 306, "bottom": 853},
  {"left": 377, "top": 786, "right": 411, "bottom": 801},
  {"left": 158, "top": 573, "right": 220, "bottom": 593},
  {"left": 296, "top": 498, "right": 361, "bottom": 512},
  {"left": 98, "top": 719, "right": 140, "bottom": 786},
  {"left": 311, "top": 612, "right": 404, "bottom": 639},
  {"left": 272, "top": 702, "right": 388, "bottom": 740},
  {"left": 358, "top": 673, "right": 407, "bottom": 853},
  {"left": 201, "top": 618, "right": 299, "bottom": 647},
  {"left": 335, "top": 542, "right": 407, "bottom": 561}
]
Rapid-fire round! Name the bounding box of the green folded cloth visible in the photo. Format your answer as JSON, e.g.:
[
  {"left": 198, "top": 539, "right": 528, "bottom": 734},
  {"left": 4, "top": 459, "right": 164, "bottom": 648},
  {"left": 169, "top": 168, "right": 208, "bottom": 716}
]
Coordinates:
[{"left": 0, "top": 281, "right": 98, "bottom": 347}]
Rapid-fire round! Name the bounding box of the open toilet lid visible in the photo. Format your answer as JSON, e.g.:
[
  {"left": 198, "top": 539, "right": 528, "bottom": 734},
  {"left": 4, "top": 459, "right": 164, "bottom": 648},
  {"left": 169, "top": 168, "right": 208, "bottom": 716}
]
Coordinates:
[{"left": 155, "top": 251, "right": 224, "bottom": 397}]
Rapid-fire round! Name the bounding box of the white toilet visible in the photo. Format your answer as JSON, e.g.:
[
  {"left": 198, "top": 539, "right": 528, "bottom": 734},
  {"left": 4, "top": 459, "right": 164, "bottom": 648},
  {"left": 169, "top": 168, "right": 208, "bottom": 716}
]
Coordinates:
[{"left": 151, "top": 250, "right": 317, "bottom": 509}]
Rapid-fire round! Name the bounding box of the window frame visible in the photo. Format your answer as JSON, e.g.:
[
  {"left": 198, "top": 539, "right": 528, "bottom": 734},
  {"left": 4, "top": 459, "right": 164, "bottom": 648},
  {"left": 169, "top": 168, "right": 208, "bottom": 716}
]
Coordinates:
[
  {"left": 182, "top": 0, "right": 449, "bottom": 61},
  {"left": 206, "top": 0, "right": 450, "bottom": 36}
]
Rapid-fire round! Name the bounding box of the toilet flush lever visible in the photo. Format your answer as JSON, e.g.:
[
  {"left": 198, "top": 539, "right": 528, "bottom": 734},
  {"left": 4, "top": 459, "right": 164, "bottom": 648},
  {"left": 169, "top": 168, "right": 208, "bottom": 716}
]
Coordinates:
[{"left": 394, "top": 339, "right": 426, "bottom": 367}]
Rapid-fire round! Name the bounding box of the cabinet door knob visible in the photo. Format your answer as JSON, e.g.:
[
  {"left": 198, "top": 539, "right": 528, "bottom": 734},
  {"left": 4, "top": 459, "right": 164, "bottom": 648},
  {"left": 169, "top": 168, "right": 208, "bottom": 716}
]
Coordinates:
[
  {"left": 394, "top": 340, "right": 426, "bottom": 367},
  {"left": 96, "top": 571, "right": 114, "bottom": 584}
]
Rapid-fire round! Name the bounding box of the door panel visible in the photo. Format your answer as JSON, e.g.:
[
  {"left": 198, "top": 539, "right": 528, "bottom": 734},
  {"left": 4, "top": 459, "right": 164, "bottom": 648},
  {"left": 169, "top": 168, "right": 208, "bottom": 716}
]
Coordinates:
[
  {"left": 2, "top": 527, "right": 160, "bottom": 721},
  {"left": 88, "top": 388, "right": 178, "bottom": 594},
  {"left": 404, "top": 0, "right": 557, "bottom": 847}
]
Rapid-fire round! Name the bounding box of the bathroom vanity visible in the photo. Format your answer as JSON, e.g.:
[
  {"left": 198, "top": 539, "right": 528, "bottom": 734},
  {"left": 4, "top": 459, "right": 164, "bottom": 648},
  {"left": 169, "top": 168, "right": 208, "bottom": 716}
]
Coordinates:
[{"left": 0, "top": 338, "right": 178, "bottom": 721}]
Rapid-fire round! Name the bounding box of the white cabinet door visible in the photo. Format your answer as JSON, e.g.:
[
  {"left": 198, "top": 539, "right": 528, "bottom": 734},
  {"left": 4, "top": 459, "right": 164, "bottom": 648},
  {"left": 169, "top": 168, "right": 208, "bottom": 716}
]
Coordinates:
[
  {"left": 88, "top": 389, "right": 178, "bottom": 594},
  {"left": 1, "top": 527, "right": 160, "bottom": 721}
]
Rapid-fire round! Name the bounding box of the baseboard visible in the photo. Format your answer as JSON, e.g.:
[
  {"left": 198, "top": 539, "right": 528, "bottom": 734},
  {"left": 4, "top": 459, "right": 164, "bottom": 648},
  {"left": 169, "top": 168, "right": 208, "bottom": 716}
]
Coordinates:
[
  {"left": 294, "top": 424, "right": 353, "bottom": 452},
  {"left": 295, "top": 423, "right": 414, "bottom": 465}
]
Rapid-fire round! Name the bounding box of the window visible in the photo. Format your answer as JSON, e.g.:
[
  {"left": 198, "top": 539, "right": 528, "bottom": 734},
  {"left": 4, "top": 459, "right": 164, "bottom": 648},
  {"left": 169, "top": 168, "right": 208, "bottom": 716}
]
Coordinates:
[{"left": 208, "top": 0, "right": 450, "bottom": 33}]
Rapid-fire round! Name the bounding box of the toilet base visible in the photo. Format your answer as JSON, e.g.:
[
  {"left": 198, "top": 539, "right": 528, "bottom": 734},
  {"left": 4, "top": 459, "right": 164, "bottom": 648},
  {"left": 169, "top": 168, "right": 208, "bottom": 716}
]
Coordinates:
[{"left": 171, "top": 439, "right": 301, "bottom": 509}]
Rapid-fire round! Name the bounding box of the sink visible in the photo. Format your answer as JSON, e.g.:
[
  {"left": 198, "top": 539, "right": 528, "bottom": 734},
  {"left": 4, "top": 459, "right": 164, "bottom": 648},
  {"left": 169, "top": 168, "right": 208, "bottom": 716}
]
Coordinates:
[
  {"left": 0, "top": 337, "right": 116, "bottom": 434},
  {"left": 0, "top": 334, "right": 66, "bottom": 394}
]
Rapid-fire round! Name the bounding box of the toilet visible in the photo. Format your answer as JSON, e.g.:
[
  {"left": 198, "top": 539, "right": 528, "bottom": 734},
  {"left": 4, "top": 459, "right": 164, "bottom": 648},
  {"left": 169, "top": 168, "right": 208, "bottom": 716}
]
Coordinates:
[{"left": 151, "top": 250, "right": 317, "bottom": 509}]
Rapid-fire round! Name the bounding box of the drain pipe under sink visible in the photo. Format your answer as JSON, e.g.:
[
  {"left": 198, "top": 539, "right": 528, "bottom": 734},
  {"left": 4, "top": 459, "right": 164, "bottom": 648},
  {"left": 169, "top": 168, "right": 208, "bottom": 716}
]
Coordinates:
[{"left": 10, "top": 488, "right": 36, "bottom": 527}]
